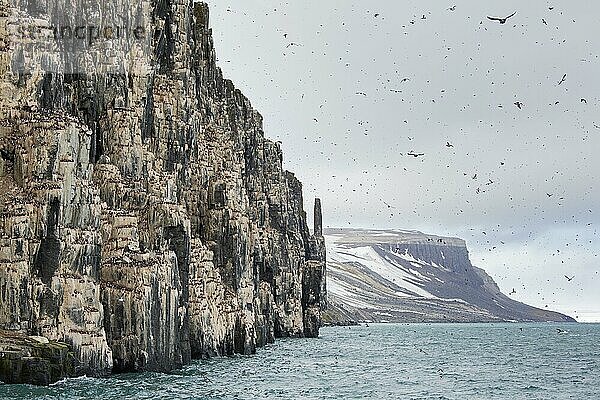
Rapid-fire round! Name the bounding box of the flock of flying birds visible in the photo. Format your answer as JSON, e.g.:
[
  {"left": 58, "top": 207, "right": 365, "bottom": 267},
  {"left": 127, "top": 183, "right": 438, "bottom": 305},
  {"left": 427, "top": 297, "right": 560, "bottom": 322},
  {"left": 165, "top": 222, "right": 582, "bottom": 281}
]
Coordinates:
[{"left": 216, "top": 3, "right": 597, "bottom": 317}]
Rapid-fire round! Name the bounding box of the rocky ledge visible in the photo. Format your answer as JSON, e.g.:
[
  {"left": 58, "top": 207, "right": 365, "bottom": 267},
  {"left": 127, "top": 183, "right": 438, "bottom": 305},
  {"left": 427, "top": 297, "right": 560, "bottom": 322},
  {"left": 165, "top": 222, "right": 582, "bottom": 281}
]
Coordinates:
[
  {"left": 0, "top": 0, "right": 326, "bottom": 385},
  {"left": 0, "top": 330, "right": 75, "bottom": 385}
]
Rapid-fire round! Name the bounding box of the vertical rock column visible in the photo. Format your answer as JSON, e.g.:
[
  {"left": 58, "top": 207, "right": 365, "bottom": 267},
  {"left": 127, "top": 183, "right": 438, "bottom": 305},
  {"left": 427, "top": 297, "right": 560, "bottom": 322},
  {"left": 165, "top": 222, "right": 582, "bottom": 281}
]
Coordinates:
[
  {"left": 314, "top": 198, "right": 323, "bottom": 236},
  {"left": 302, "top": 199, "right": 326, "bottom": 338}
]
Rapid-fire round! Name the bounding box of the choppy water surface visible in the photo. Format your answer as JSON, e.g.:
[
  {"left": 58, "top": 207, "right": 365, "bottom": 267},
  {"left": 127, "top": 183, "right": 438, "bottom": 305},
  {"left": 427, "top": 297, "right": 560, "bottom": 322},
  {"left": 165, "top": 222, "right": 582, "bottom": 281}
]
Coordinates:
[{"left": 1, "top": 323, "right": 599, "bottom": 400}]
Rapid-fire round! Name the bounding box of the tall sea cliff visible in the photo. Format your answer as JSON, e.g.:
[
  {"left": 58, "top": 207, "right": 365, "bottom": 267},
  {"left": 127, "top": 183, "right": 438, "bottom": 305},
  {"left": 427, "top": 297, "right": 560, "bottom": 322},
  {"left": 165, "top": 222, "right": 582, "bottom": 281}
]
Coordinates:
[{"left": 0, "top": 0, "right": 326, "bottom": 384}]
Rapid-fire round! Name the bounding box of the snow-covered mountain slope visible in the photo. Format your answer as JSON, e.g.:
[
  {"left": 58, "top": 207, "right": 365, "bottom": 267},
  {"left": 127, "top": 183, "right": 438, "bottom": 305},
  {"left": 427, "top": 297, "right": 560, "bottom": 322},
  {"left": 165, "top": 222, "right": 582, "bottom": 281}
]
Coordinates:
[{"left": 323, "top": 228, "right": 575, "bottom": 323}]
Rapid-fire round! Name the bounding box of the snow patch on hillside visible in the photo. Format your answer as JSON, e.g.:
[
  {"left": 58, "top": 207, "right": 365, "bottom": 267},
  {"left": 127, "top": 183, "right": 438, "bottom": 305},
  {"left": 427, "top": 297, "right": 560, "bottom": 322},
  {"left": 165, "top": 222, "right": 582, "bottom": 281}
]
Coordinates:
[{"left": 329, "top": 245, "right": 437, "bottom": 299}]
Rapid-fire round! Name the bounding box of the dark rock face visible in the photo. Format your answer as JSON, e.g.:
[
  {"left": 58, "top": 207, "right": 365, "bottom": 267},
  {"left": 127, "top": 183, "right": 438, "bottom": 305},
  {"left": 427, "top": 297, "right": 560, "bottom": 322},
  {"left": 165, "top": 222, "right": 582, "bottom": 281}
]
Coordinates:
[
  {"left": 0, "top": 0, "right": 325, "bottom": 383},
  {"left": 0, "top": 331, "right": 75, "bottom": 385},
  {"left": 324, "top": 229, "right": 575, "bottom": 324},
  {"left": 302, "top": 200, "right": 326, "bottom": 338}
]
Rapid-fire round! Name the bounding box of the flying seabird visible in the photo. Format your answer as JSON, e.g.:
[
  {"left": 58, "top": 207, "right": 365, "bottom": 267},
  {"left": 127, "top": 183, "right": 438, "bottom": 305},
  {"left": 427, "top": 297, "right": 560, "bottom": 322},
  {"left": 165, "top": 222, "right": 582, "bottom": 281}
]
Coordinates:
[
  {"left": 558, "top": 74, "right": 567, "bottom": 85},
  {"left": 487, "top": 12, "right": 517, "bottom": 24},
  {"left": 382, "top": 200, "right": 396, "bottom": 209}
]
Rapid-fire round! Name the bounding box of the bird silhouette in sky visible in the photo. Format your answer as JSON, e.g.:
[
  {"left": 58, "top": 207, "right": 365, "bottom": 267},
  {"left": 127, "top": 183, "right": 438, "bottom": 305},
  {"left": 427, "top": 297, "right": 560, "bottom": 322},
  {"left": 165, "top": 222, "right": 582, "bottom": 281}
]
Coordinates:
[
  {"left": 382, "top": 201, "right": 396, "bottom": 209},
  {"left": 558, "top": 74, "right": 567, "bottom": 85},
  {"left": 487, "top": 12, "right": 517, "bottom": 24},
  {"left": 564, "top": 275, "right": 574, "bottom": 282}
]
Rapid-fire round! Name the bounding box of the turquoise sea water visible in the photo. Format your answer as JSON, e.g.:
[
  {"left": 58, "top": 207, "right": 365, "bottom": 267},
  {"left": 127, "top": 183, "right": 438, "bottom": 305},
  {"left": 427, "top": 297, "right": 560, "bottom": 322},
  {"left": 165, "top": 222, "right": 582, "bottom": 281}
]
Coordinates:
[{"left": 1, "top": 323, "right": 599, "bottom": 400}]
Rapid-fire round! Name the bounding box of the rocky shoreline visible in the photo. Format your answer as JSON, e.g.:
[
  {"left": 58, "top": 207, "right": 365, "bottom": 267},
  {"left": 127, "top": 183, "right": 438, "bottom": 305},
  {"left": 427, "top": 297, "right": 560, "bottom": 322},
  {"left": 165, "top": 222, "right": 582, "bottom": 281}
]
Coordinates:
[{"left": 0, "top": 330, "right": 76, "bottom": 385}]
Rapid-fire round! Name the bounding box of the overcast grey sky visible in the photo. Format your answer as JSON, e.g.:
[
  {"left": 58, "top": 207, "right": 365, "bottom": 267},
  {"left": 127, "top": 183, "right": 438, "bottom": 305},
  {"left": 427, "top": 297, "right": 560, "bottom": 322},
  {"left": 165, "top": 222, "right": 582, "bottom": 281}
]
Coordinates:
[{"left": 205, "top": 0, "right": 600, "bottom": 321}]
